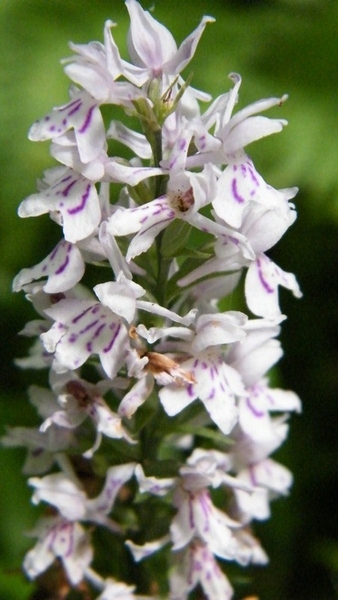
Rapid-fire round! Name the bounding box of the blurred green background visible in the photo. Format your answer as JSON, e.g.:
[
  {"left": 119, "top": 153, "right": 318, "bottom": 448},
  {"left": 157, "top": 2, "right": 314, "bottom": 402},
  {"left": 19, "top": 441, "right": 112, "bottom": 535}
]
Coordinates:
[{"left": 1, "top": 0, "right": 338, "bottom": 599}]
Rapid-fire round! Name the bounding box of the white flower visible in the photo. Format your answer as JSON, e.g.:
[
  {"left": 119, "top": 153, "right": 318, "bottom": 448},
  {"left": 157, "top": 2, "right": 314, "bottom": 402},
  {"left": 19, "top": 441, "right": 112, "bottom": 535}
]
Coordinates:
[
  {"left": 234, "top": 458, "right": 293, "bottom": 522},
  {"left": 41, "top": 297, "right": 130, "bottom": 378},
  {"left": 28, "top": 89, "right": 106, "bottom": 163},
  {"left": 29, "top": 462, "right": 135, "bottom": 524},
  {"left": 23, "top": 516, "right": 93, "bottom": 585},
  {"left": 159, "top": 351, "right": 244, "bottom": 435},
  {"left": 245, "top": 253, "right": 302, "bottom": 318},
  {"left": 212, "top": 156, "right": 297, "bottom": 230},
  {"left": 13, "top": 239, "right": 85, "bottom": 294},
  {"left": 18, "top": 166, "right": 101, "bottom": 243},
  {"left": 40, "top": 377, "right": 134, "bottom": 457},
  {"left": 169, "top": 542, "right": 234, "bottom": 600},
  {"left": 124, "top": 0, "right": 214, "bottom": 87}
]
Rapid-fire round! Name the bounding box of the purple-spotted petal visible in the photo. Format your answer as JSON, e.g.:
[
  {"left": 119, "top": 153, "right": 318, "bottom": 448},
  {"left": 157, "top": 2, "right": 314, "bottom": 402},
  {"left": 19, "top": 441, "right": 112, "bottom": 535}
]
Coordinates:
[
  {"left": 13, "top": 240, "right": 85, "bottom": 294},
  {"left": 29, "top": 90, "right": 105, "bottom": 163},
  {"left": 245, "top": 254, "right": 302, "bottom": 318},
  {"left": 18, "top": 168, "right": 101, "bottom": 243},
  {"left": 42, "top": 299, "right": 129, "bottom": 378},
  {"left": 86, "top": 463, "right": 135, "bottom": 517}
]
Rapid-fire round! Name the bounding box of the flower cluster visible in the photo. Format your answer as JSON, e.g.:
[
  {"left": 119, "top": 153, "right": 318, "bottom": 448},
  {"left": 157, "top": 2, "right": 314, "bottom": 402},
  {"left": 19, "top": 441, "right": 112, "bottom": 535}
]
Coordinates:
[{"left": 5, "top": 2, "right": 302, "bottom": 598}]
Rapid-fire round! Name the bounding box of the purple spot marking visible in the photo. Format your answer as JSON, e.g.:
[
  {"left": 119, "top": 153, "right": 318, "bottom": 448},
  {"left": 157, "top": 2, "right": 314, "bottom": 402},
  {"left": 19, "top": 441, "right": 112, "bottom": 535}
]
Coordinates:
[
  {"left": 86, "top": 341, "right": 92, "bottom": 352},
  {"left": 246, "top": 397, "right": 264, "bottom": 417},
  {"left": 187, "top": 383, "right": 195, "bottom": 398},
  {"left": 256, "top": 257, "right": 274, "bottom": 294},
  {"left": 62, "top": 179, "right": 77, "bottom": 197},
  {"left": 60, "top": 175, "right": 73, "bottom": 184},
  {"left": 169, "top": 156, "right": 177, "bottom": 170},
  {"left": 44, "top": 116, "right": 50, "bottom": 121},
  {"left": 207, "top": 388, "right": 215, "bottom": 400},
  {"left": 79, "top": 319, "right": 100, "bottom": 335},
  {"left": 62, "top": 119, "right": 67, "bottom": 126},
  {"left": 59, "top": 98, "right": 81, "bottom": 112},
  {"left": 66, "top": 101, "right": 82, "bottom": 118},
  {"left": 50, "top": 243, "right": 62, "bottom": 261},
  {"left": 248, "top": 164, "right": 260, "bottom": 186},
  {"left": 199, "top": 491, "right": 211, "bottom": 532},
  {"left": 188, "top": 495, "right": 195, "bottom": 529},
  {"left": 194, "top": 560, "right": 203, "bottom": 572},
  {"left": 93, "top": 323, "right": 106, "bottom": 339},
  {"left": 240, "top": 163, "right": 248, "bottom": 176},
  {"left": 72, "top": 305, "right": 93, "bottom": 324},
  {"left": 103, "top": 323, "right": 121, "bottom": 353},
  {"left": 55, "top": 255, "right": 69, "bottom": 275},
  {"left": 139, "top": 214, "right": 175, "bottom": 237},
  {"left": 68, "top": 333, "right": 77, "bottom": 343},
  {"left": 249, "top": 464, "right": 258, "bottom": 486},
  {"left": 78, "top": 105, "right": 95, "bottom": 134},
  {"left": 231, "top": 178, "right": 245, "bottom": 204},
  {"left": 67, "top": 184, "right": 91, "bottom": 215}
]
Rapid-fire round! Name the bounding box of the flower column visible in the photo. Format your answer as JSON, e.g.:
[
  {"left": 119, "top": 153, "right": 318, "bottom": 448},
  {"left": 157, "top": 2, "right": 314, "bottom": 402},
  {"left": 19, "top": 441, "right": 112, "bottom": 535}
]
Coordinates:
[{"left": 5, "top": 2, "right": 301, "bottom": 599}]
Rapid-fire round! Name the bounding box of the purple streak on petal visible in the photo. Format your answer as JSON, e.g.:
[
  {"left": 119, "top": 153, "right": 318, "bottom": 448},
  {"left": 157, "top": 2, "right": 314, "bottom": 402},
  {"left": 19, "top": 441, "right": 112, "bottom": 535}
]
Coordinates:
[
  {"left": 248, "top": 464, "right": 258, "bottom": 485},
  {"left": 78, "top": 105, "right": 95, "bottom": 134},
  {"left": 256, "top": 257, "right": 274, "bottom": 294},
  {"left": 202, "top": 362, "right": 208, "bottom": 370},
  {"left": 193, "top": 359, "right": 199, "bottom": 368},
  {"left": 248, "top": 164, "right": 260, "bottom": 186},
  {"left": 139, "top": 214, "right": 175, "bottom": 238},
  {"left": 246, "top": 397, "right": 264, "bottom": 417},
  {"left": 59, "top": 98, "right": 82, "bottom": 113},
  {"left": 199, "top": 490, "right": 211, "bottom": 532},
  {"left": 207, "top": 387, "right": 215, "bottom": 400},
  {"left": 231, "top": 178, "right": 245, "bottom": 204},
  {"left": 93, "top": 323, "right": 106, "bottom": 339},
  {"left": 55, "top": 255, "right": 70, "bottom": 275},
  {"left": 79, "top": 319, "right": 100, "bottom": 335},
  {"left": 240, "top": 163, "right": 247, "bottom": 176},
  {"left": 103, "top": 323, "right": 121, "bottom": 353},
  {"left": 187, "top": 383, "right": 195, "bottom": 397},
  {"left": 59, "top": 175, "right": 73, "bottom": 184},
  {"left": 66, "top": 101, "right": 82, "bottom": 118},
  {"left": 86, "top": 341, "right": 92, "bottom": 352},
  {"left": 62, "top": 179, "right": 77, "bottom": 197},
  {"left": 50, "top": 243, "right": 62, "bottom": 261},
  {"left": 140, "top": 214, "right": 149, "bottom": 224},
  {"left": 169, "top": 156, "right": 177, "bottom": 170},
  {"left": 67, "top": 184, "right": 91, "bottom": 214},
  {"left": 188, "top": 495, "right": 195, "bottom": 529},
  {"left": 199, "top": 135, "right": 206, "bottom": 150},
  {"left": 72, "top": 305, "right": 93, "bottom": 324}
]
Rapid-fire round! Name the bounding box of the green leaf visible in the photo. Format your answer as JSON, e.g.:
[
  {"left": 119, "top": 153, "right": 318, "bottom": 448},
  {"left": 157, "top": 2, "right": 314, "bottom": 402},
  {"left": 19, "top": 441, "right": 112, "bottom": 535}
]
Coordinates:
[{"left": 161, "top": 220, "right": 192, "bottom": 257}]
